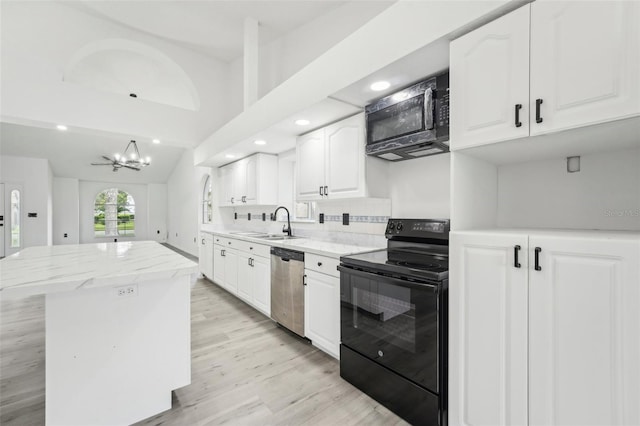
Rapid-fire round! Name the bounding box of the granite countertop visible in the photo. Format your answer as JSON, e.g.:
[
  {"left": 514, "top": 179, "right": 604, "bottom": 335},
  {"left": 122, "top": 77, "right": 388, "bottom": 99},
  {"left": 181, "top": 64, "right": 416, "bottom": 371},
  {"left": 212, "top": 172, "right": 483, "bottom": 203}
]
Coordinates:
[
  {"left": 204, "top": 230, "right": 383, "bottom": 258},
  {"left": 0, "top": 241, "right": 198, "bottom": 298}
]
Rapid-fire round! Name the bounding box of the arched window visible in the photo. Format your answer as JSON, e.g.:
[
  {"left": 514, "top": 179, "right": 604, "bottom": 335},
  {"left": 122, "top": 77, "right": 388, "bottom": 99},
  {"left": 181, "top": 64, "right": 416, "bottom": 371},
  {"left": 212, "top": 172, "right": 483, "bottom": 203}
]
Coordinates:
[
  {"left": 94, "top": 188, "right": 135, "bottom": 237},
  {"left": 202, "top": 175, "right": 212, "bottom": 224}
]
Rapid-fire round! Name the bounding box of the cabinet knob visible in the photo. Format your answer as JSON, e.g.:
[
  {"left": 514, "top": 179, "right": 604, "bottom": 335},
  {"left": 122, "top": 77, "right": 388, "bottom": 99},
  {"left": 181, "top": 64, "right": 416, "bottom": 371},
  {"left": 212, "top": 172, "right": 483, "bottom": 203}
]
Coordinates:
[{"left": 317, "top": 262, "right": 322, "bottom": 267}]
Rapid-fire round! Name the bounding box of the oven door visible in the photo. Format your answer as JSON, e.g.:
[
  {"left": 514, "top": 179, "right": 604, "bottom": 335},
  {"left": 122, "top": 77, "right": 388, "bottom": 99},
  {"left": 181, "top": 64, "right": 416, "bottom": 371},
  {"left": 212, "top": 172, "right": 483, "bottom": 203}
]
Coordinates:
[{"left": 339, "top": 266, "right": 440, "bottom": 393}]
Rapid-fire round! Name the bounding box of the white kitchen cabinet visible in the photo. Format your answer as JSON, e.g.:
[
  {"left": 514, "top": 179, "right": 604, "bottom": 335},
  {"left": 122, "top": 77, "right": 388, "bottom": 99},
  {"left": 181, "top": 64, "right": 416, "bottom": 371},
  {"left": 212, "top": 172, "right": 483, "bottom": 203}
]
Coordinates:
[
  {"left": 296, "top": 113, "right": 387, "bottom": 201},
  {"left": 450, "top": 5, "right": 530, "bottom": 149},
  {"left": 449, "top": 231, "right": 529, "bottom": 426},
  {"left": 212, "top": 242, "right": 238, "bottom": 295},
  {"left": 304, "top": 253, "right": 341, "bottom": 359},
  {"left": 296, "top": 128, "right": 326, "bottom": 199},
  {"left": 214, "top": 236, "right": 271, "bottom": 317},
  {"left": 250, "top": 255, "right": 270, "bottom": 316},
  {"left": 530, "top": 1, "right": 640, "bottom": 136},
  {"left": 450, "top": 230, "right": 640, "bottom": 426},
  {"left": 528, "top": 234, "right": 640, "bottom": 426},
  {"left": 450, "top": 2, "right": 640, "bottom": 150},
  {"left": 218, "top": 153, "right": 277, "bottom": 206},
  {"left": 198, "top": 233, "right": 214, "bottom": 280}
]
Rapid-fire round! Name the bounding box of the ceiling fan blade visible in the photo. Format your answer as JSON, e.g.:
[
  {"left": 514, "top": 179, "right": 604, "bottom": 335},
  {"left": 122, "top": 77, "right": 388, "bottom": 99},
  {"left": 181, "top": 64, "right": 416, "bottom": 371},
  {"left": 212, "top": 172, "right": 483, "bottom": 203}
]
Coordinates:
[
  {"left": 122, "top": 165, "right": 141, "bottom": 171},
  {"left": 101, "top": 155, "right": 115, "bottom": 162},
  {"left": 91, "top": 162, "right": 115, "bottom": 166}
]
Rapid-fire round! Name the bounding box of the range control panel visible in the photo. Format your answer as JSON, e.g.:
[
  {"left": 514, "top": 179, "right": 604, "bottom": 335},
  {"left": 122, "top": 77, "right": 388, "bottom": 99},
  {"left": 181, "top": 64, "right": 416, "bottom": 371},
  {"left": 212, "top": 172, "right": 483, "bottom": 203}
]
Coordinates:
[{"left": 385, "top": 218, "right": 450, "bottom": 239}]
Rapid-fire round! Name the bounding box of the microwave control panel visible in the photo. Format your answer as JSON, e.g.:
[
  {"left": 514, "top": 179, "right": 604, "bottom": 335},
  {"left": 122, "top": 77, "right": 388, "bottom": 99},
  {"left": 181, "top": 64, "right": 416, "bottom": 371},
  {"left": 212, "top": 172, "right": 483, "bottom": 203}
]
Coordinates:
[{"left": 436, "top": 73, "right": 450, "bottom": 133}]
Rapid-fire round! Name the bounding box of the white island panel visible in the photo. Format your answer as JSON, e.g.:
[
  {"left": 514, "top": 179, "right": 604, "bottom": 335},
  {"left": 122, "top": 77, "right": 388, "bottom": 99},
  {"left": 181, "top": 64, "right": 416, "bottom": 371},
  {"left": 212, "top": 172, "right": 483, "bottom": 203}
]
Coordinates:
[{"left": 0, "top": 241, "right": 197, "bottom": 426}]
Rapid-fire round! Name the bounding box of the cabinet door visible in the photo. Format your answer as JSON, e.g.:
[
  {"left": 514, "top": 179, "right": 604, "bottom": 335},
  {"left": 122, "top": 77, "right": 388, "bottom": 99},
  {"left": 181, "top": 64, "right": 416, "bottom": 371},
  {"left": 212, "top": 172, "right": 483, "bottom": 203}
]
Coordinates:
[
  {"left": 224, "top": 249, "right": 238, "bottom": 295},
  {"left": 251, "top": 256, "right": 271, "bottom": 317},
  {"left": 218, "top": 166, "right": 234, "bottom": 206},
  {"left": 449, "top": 231, "right": 529, "bottom": 426},
  {"left": 529, "top": 235, "right": 640, "bottom": 426},
  {"left": 450, "top": 5, "right": 530, "bottom": 149},
  {"left": 233, "top": 160, "right": 247, "bottom": 203},
  {"left": 325, "top": 113, "right": 365, "bottom": 199},
  {"left": 304, "top": 270, "right": 340, "bottom": 359},
  {"left": 530, "top": 1, "right": 640, "bottom": 135},
  {"left": 243, "top": 155, "right": 257, "bottom": 204},
  {"left": 198, "top": 234, "right": 208, "bottom": 277},
  {"left": 203, "top": 234, "right": 213, "bottom": 279},
  {"left": 213, "top": 245, "right": 225, "bottom": 286},
  {"left": 296, "top": 128, "right": 325, "bottom": 200},
  {"left": 236, "top": 253, "right": 252, "bottom": 303}
]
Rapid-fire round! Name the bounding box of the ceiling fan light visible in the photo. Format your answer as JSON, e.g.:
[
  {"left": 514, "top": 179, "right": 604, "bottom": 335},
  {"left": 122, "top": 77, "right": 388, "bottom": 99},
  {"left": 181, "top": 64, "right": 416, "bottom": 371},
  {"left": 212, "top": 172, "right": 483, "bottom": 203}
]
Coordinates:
[
  {"left": 114, "top": 153, "right": 120, "bottom": 160},
  {"left": 145, "top": 157, "right": 151, "bottom": 163}
]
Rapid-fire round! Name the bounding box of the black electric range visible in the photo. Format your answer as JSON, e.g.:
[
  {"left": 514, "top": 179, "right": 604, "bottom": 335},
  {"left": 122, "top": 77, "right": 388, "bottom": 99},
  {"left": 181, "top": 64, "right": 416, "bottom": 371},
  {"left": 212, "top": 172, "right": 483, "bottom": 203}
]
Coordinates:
[{"left": 339, "top": 218, "right": 449, "bottom": 426}]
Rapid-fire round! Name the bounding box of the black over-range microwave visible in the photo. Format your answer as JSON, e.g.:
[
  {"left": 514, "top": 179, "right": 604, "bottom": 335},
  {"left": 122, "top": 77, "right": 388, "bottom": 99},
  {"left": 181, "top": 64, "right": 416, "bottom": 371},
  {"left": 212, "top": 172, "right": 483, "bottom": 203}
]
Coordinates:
[{"left": 365, "top": 70, "right": 449, "bottom": 161}]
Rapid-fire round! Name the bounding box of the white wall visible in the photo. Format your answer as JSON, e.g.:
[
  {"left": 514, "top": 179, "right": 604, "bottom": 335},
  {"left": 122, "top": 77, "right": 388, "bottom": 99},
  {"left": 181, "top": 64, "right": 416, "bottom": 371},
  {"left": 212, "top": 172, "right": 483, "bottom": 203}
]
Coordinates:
[
  {"left": 389, "top": 154, "right": 451, "bottom": 219},
  {"left": 53, "top": 177, "right": 80, "bottom": 244},
  {"left": 498, "top": 147, "right": 640, "bottom": 231},
  {"left": 227, "top": 1, "right": 393, "bottom": 117},
  {"left": 147, "top": 183, "right": 168, "bottom": 243},
  {"left": 79, "top": 181, "right": 148, "bottom": 243},
  {"left": 0, "top": 155, "right": 53, "bottom": 248},
  {"left": 166, "top": 149, "right": 214, "bottom": 256}
]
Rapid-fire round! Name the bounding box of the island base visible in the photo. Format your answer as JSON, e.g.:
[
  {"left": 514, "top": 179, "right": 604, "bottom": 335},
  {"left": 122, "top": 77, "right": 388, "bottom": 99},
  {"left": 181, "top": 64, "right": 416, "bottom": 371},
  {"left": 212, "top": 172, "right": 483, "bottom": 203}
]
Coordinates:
[{"left": 45, "top": 275, "right": 191, "bottom": 426}]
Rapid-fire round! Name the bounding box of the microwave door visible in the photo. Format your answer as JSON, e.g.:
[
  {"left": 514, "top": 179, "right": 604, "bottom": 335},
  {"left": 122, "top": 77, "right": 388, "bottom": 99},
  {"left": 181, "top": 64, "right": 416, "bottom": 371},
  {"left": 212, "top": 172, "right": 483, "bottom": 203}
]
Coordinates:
[{"left": 424, "top": 87, "right": 434, "bottom": 130}]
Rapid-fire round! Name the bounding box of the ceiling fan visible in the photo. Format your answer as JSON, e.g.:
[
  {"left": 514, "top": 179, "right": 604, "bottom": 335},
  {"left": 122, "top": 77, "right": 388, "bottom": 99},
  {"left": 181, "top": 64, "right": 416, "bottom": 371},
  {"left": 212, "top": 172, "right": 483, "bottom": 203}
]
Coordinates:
[{"left": 91, "top": 140, "right": 151, "bottom": 172}]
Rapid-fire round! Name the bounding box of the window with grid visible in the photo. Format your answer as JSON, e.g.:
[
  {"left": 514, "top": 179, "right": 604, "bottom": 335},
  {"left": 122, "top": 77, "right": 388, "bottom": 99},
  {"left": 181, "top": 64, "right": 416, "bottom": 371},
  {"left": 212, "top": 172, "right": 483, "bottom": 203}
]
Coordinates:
[{"left": 94, "top": 188, "right": 135, "bottom": 237}]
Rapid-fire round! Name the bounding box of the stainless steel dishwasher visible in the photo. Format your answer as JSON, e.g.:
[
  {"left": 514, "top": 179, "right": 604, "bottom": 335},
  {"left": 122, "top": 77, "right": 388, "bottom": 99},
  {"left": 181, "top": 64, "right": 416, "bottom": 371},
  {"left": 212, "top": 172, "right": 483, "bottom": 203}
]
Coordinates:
[{"left": 270, "top": 247, "right": 305, "bottom": 337}]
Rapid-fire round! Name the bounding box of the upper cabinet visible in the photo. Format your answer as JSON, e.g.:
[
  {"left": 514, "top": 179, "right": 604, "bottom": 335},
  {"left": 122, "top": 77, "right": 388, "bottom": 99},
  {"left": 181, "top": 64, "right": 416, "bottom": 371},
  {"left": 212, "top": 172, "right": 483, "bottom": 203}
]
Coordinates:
[
  {"left": 450, "top": 1, "right": 640, "bottom": 150},
  {"left": 218, "top": 153, "right": 277, "bottom": 207},
  {"left": 296, "top": 113, "right": 388, "bottom": 201}
]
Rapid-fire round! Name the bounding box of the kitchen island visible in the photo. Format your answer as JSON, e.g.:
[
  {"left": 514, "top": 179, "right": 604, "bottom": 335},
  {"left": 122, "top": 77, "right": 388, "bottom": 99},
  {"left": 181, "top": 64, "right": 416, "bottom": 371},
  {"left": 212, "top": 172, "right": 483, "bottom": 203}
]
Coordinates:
[{"left": 0, "top": 241, "right": 198, "bottom": 426}]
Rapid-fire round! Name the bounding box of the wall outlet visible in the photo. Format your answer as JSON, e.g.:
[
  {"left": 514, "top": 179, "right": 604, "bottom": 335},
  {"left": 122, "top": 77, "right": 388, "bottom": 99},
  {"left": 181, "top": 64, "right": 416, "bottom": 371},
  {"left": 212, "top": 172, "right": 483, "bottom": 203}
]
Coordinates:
[
  {"left": 319, "top": 213, "right": 324, "bottom": 224},
  {"left": 343, "top": 213, "right": 350, "bottom": 225},
  {"left": 116, "top": 284, "right": 138, "bottom": 297}
]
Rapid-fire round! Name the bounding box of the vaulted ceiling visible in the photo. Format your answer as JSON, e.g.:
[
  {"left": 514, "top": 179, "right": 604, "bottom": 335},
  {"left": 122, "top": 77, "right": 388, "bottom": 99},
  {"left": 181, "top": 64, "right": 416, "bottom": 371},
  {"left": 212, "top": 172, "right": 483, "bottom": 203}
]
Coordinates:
[{"left": 0, "top": 0, "right": 393, "bottom": 183}]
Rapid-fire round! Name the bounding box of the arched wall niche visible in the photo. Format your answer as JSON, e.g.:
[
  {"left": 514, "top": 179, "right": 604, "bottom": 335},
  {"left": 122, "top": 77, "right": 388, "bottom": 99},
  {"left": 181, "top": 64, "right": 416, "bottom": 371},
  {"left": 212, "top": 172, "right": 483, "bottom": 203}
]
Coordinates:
[{"left": 63, "top": 38, "right": 200, "bottom": 111}]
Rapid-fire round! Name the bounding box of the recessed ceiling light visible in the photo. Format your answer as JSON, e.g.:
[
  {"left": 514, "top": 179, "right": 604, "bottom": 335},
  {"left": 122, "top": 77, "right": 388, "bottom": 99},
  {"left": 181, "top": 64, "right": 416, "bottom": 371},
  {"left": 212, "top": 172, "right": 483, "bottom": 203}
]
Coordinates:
[
  {"left": 225, "top": 154, "right": 236, "bottom": 159},
  {"left": 254, "top": 140, "right": 266, "bottom": 145},
  {"left": 152, "top": 139, "right": 160, "bottom": 144},
  {"left": 56, "top": 124, "right": 67, "bottom": 131},
  {"left": 370, "top": 81, "right": 390, "bottom": 91},
  {"left": 295, "top": 119, "right": 310, "bottom": 126}
]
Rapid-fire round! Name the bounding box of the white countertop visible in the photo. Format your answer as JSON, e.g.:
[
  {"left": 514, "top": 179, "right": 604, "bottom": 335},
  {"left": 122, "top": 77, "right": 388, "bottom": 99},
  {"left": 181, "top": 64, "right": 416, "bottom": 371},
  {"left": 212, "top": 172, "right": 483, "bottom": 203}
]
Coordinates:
[
  {"left": 0, "top": 241, "right": 198, "bottom": 298},
  {"left": 205, "top": 230, "right": 383, "bottom": 258}
]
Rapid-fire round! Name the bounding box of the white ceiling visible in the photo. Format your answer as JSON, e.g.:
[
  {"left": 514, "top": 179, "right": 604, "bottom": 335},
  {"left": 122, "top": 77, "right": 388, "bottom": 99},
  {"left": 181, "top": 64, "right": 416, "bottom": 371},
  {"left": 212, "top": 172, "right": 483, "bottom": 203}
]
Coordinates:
[
  {"left": 0, "top": 123, "right": 186, "bottom": 184},
  {"left": 66, "top": 1, "right": 350, "bottom": 62}
]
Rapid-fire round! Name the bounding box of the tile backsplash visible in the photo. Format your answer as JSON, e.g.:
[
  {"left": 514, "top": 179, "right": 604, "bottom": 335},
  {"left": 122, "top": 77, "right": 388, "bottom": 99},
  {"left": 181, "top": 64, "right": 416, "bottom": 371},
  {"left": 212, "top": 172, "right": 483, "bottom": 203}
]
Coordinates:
[{"left": 214, "top": 198, "right": 392, "bottom": 247}]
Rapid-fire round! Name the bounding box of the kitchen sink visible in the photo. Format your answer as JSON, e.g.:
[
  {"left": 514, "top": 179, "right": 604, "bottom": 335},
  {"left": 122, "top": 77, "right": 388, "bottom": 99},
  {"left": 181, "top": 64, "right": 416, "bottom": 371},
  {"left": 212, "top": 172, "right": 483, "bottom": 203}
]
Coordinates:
[{"left": 253, "top": 234, "right": 300, "bottom": 241}]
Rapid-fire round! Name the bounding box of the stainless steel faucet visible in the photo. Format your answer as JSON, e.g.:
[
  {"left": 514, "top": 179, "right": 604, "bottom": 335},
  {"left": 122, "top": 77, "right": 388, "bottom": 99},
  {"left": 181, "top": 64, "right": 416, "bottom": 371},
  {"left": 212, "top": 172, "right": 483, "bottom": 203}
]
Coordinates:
[{"left": 272, "top": 206, "right": 292, "bottom": 236}]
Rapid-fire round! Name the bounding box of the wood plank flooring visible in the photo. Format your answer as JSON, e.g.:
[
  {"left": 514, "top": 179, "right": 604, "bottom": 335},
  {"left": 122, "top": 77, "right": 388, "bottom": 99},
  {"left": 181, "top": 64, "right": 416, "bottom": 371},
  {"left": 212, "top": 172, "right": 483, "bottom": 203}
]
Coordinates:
[{"left": 1, "top": 277, "right": 406, "bottom": 425}]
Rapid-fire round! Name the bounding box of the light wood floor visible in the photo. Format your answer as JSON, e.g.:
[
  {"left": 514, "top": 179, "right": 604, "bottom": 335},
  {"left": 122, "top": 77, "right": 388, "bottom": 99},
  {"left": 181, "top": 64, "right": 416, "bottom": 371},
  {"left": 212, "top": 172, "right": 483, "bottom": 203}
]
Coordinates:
[{"left": 1, "top": 277, "right": 406, "bottom": 425}]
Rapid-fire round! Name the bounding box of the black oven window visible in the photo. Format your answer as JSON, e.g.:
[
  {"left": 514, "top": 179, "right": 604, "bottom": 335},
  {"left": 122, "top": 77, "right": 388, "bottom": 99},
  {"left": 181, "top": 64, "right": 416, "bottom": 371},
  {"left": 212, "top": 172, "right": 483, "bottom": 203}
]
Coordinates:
[
  {"left": 351, "top": 279, "right": 417, "bottom": 353},
  {"left": 368, "top": 97, "right": 424, "bottom": 144}
]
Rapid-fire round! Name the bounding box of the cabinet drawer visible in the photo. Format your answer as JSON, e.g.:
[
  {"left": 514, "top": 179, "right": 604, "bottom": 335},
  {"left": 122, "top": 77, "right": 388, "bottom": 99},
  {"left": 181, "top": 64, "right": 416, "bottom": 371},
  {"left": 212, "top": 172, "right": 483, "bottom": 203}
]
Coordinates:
[
  {"left": 305, "top": 253, "right": 340, "bottom": 278},
  {"left": 213, "top": 236, "right": 238, "bottom": 249},
  {"left": 235, "top": 240, "right": 270, "bottom": 258}
]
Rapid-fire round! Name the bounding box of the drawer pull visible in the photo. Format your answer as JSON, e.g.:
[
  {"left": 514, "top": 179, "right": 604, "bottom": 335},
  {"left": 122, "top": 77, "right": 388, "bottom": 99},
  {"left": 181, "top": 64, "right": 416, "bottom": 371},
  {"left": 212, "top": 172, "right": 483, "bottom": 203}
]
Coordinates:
[{"left": 317, "top": 262, "right": 323, "bottom": 267}]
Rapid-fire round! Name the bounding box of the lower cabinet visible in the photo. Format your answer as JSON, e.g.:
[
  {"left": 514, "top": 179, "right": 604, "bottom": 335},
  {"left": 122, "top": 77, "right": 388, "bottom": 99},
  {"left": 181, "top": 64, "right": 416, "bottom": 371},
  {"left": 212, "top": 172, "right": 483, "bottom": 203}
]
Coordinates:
[
  {"left": 199, "top": 233, "right": 213, "bottom": 280},
  {"left": 450, "top": 229, "right": 640, "bottom": 426},
  {"left": 213, "top": 236, "right": 270, "bottom": 317},
  {"left": 304, "top": 253, "right": 341, "bottom": 359},
  {"left": 237, "top": 252, "right": 270, "bottom": 317},
  {"left": 212, "top": 244, "right": 238, "bottom": 295}
]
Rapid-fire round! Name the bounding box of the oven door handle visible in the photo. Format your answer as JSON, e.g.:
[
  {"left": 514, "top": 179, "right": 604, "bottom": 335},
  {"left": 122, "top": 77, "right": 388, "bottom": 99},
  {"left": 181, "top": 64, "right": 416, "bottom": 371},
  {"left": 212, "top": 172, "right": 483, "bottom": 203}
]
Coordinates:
[
  {"left": 338, "top": 265, "right": 439, "bottom": 290},
  {"left": 424, "top": 87, "right": 434, "bottom": 130}
]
